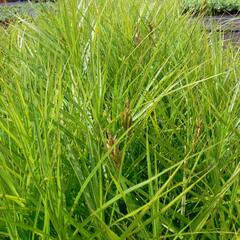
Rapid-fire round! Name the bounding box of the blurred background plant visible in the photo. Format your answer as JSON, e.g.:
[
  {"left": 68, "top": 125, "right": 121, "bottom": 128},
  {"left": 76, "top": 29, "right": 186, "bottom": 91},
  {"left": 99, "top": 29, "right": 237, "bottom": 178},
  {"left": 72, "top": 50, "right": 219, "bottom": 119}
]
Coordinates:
[{"left": 184, "top": 0, "right": 240, "bottom": 13}]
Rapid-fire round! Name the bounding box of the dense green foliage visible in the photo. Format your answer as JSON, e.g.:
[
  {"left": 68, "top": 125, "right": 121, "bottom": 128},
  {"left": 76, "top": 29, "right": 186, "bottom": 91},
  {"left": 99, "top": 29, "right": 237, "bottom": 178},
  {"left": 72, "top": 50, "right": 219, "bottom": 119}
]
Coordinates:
[
  {"left": 0, "top": 0, "right": 240, "bottom": 239},
  {"left": 185, "top": 0, "right": 240, "bottom": 12}
]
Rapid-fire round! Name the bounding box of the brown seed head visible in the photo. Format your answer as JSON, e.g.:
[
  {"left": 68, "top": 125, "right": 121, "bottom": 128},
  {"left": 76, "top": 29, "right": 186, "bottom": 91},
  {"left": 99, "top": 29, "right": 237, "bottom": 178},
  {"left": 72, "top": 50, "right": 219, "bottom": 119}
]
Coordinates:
[{"left": 106, "top": 132, "right": 122, "bottom": 169}]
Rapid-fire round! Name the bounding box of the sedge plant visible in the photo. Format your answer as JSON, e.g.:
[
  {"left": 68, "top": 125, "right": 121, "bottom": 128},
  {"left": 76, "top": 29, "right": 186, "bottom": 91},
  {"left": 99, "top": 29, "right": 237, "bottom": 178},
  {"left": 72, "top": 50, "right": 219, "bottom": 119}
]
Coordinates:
[{"left": 0, "top": 0, "right": 240, "bottom": 239}]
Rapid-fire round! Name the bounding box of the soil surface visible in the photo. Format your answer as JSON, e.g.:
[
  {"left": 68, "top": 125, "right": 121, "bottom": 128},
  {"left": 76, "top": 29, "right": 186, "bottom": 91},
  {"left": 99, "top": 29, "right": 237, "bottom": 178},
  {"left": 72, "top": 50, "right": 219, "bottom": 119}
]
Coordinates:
[
  {"left": 203, "top": 15, "right": 240, "bottom": 45},
  {"left": 0, "top": 1, "right": 26, "bottom": 6}
]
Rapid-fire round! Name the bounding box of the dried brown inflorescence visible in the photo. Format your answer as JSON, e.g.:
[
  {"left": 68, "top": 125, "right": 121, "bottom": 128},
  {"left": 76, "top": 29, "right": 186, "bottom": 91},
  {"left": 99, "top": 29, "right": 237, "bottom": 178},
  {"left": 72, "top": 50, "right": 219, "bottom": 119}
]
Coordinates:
[{"left": 106, "top": 132, "right": 122, "bottom": 169}]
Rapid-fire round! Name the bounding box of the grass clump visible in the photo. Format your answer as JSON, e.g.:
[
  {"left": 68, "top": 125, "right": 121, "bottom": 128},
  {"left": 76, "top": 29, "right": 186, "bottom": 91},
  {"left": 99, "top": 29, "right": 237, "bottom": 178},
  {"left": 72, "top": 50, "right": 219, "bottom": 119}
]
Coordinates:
[{"left": 0, "top": 0, "right": 240, "bottom": 239}]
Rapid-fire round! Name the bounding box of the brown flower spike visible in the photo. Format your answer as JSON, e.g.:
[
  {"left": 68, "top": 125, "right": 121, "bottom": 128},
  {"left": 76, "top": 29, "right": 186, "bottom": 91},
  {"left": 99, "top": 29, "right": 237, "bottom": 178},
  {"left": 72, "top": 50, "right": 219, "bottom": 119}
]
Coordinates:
[{"left": 106, "top": 132, "right": 122, "bottom": 169}]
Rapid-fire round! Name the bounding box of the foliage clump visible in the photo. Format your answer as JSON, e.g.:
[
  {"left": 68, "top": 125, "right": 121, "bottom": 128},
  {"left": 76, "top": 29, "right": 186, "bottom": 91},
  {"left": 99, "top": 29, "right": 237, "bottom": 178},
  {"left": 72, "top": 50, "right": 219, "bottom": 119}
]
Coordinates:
[{"left": 0, "top": 0, "right": 240, "bottom": 239}]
